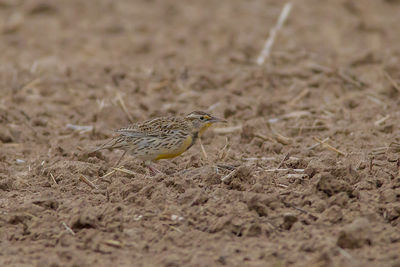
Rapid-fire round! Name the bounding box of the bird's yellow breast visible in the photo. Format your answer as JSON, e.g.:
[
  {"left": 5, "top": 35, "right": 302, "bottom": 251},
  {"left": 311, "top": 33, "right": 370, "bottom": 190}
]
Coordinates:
[
  {"left": 155, "top": 135, "right": 193, "bottom": 160},
  {"left": 199, "top": 122, "right": 212, "bottom": 136}
]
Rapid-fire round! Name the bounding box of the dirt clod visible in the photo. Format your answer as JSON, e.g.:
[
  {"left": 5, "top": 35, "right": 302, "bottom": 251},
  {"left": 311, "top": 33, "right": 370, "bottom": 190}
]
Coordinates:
[
  {"left": 316, "top": 172, "right": 353, "bottom": 197},
  {"left": 337, "top": 218, "right": 372, "bottom": 249},
  {"left": 0, "top": 128, "right": 13, "bottom": 143},
  {"left": 70, "top": 209, "right": 99, "bottom": 230},
  {"left": 282, "top": 213, "right": 298, "bottom": 230},
  {"left": 247, "top": 196, "right": 269, "bottom": 217}
]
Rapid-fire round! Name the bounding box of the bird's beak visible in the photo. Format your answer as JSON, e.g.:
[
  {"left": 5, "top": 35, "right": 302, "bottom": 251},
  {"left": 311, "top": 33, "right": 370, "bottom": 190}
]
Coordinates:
[{"left": 209, "top": 117, "right": 227, "bottom": 123}]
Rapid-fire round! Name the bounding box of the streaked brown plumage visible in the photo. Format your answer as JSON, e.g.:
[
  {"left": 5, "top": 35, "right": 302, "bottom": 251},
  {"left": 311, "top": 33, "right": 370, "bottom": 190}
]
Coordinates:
[{"left": 90, "top": 111, "right": 226, "bottom": 173}]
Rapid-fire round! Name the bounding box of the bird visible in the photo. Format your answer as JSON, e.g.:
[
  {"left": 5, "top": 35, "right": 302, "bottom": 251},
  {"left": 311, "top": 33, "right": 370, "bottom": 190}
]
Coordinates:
[{"left": 89, "top": 111, "right": 227, "bottom": 174}]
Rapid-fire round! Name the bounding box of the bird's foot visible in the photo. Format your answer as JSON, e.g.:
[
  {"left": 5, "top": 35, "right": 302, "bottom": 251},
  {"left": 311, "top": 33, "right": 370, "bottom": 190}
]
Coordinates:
[{"left": 148, "top": 165, "right": 162, "bottom": 176}]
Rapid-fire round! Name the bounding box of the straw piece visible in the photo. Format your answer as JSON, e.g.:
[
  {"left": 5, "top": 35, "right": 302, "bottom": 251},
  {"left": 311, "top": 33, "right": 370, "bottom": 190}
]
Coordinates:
[
  {"left": 374, "top": 115, "right": 390, "bottom": 126},
  {"left": 213, "top": 125, "right": 242, "bottom": 134},
  {"left": 62, "top": 222, "right": 75, "bottom": 236},
  {"left": 112, "top": 167, "right": 137, "bottom": 176},
  {"left": 199, "top": 138, "right": 208, "bottom": 160},
  {"left": 383, "top": 70, "right": 400, "bottom": 92},
  {"left": 287, "top": 88, "right": 310, "bottom": 106},
  {"left": 50, "top": 173, "right": 58, "bottom": 185},
  {"left": 313, "top": 137, "right": 346, "bottom": 156},
  {"left": 257, "top": 2, "right": 293, "bottom": 65},
  {"left": 79, "top": 174, "right": 99, "bottom": 190},
  {"left": 116, "top": 92, "right": 134, "bottom": 123}
]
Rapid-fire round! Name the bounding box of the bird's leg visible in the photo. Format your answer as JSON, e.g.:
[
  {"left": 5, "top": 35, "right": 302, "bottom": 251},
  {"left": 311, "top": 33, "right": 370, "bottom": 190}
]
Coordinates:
[
  {"left": 148, "top": 165, "right": 161, "bottom": 176},
  {"left": 145, "top": 160, "right": 161, "bottom": 176},
  {"left": 114, "top": 150, "right": 127, "bottom": 167}
]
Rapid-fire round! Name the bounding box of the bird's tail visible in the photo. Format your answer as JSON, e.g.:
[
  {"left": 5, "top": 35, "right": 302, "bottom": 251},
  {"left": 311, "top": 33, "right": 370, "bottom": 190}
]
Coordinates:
[
  {"left": 86, "top": 145, "right": 105, "bottom": 155},
  {"left": 86, "top": 137, "right": 124, "bottom": 155}
]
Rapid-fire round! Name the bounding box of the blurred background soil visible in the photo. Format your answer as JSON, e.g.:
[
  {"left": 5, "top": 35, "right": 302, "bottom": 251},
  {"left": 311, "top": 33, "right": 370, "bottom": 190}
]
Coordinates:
[{"left": 1, "top": 0, "right": 400, "bottom": 266}]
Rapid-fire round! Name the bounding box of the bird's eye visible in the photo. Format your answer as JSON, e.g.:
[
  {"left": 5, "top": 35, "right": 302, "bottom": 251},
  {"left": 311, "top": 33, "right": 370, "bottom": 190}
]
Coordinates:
[{"left": 200, "top": 116, "right": 205, "bottom": 120}]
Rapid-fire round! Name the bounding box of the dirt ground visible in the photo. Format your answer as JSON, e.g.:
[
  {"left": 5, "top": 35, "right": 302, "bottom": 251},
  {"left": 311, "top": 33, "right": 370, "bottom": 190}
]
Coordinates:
[{"left": 1, "top": 0, "right": 400, "bottom": 266}]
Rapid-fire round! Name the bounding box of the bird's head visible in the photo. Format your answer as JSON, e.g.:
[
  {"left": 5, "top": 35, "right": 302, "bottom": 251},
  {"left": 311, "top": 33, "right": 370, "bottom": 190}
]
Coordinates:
[{"left": 185, "top": 111, "right": 227, "bottom": 136}]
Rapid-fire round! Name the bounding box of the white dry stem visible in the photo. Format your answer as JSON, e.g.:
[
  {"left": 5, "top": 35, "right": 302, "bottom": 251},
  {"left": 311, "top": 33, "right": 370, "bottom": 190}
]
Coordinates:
[
  {"left": 374, "top": 115, "right": 390, "bottom": 126},
  {"left": 213, "top": 125, "right": 242, "bottom": 134},
  {"left": 66, "top": 124, "right": 93, "bottom": 133},
  {"left": 264, "top": 168, "right": 304, "bottom": 172},
  {"left": 112, "top": 167, "right": 137, "bottom": 176},
  {"left": 199, "top": 138, "right": 208, "bottom": 160},
  {"left": 308, "top": 137, "right": 330, "bottom": 150},
  {"left": 257, "top": 2, "right": 293, "bottom": 65},
  {"left": 62, "top": 222, "right": 75, "bottom": 236},
  {"left": 221, "top": 169, "right": 237, "bottom": 183},
  {"left": 50, "top": 173, "right": 58, "bottom": 185}
]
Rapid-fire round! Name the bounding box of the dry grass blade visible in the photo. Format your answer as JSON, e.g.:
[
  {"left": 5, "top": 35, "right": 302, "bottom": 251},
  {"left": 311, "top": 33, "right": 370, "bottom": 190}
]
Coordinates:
[
  {"left": 66, "top": 124, "right": 93, "bottom": 133},
  {"left": 266, "top": 123, "right": 292, "bottom": 145},
  {"left": 216, "top": 164, "right": 236, "bottom": 171},
  {"left": 264, "top": 168, "right": 304, "bottom": 172},
  {"left": 285, "top": 203, "right": 318, "bottom": 220},
  {"left": 221, "top": 169, "right": 238, "bottom": 183},
  {"left": 257, "top": 2, "right": 293, "bottom": 65},
  {"left": 306, "top": 62, "right": 334, "bottom": 73},
  {"left": 254, "top": 133, "right": 274, "bottom": 142},
  {"left": 169, "top": 226, "right": 183, "bottom": 233},
  {"left": 242, "top": 157, "right": 276, "bottom": 161},
  {"left": 101, "top": 170, "right": 116, "bottom": 179},
  {"left": 112, "top": 167, "right": 137, "bottom": 176},
  {"left": 287, "top": 88, "right": 310, "bottom": 106},
  {"left": 103, "top": 239, "right": 123, "bottom": 248},
  {"left": 337, "top": 248, "right": 354, "bottom": 260},
  {"left": 79, "top": 174, "right": 99, "bottom": 190},
  {"left": 308, "top": 137, "right": 329, "bottom": 150},
  {"left": 62, "top": 222, "right": 75, "bottom": 236},
  {"left": 21, "top": 77, "right": 41, "bottom": 91},
  {"left": 289, "top": 126, "right": 328, "bottom": 132},
  {"left": 367, "top": 94, "right": 386, "bottom": 107},
  {"left": 276, "top": 152, "right": 290, "bottom": 169},
  {"left": 374, "top": 115, "right": 390, "bottom": 126},
  {"left": 213, "top": 125, "right": 242, "bottom": 134},
  {"left": 116, "top": 92, "right": 134, "bottom": 123},
  {"left": 49, "top": 173, "right": 58, "bottom": 185},
  {"left": 97, "top": 98, "right": 106, "bottom": 111},
  {"left": 281, "top": 111, "right": 311, "bottom": 119},
  {"left": 383, "top": 69, "right": 400, "bottom": 92},
  {"left": 207, "top": 102, "right": 220, "bottom": 111},
  {"left": 148, "top": 80, "right": 169, "bottom": 91},
  {"left": 218, "top": 137, "right": 230, "bottom": 160},
  {"left": 337, "top": 69, "right": 363, "bottom": 88},
  {"left": 199, "top": 138, "right": 208, "bottom": 160},
  {"left": 313, "top": 137, "right": 346, "bottom": 156}
]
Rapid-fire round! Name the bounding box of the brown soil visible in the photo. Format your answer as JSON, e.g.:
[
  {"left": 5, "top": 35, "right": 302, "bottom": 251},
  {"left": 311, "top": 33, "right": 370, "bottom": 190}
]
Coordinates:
[{"left": 1, "top": 0, "right": 400, "bottom": 266}]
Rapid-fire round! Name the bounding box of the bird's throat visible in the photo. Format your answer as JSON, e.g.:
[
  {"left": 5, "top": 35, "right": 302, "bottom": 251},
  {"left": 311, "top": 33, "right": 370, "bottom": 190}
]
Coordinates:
[{"left": 199, "top": 123, "right": 212, "bottom": 136}]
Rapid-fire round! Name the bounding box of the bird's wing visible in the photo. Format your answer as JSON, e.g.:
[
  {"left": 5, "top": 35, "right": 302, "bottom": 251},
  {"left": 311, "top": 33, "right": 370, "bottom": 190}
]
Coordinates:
[
  {"left": 116, "top": 117, "right": 186, "bottom": 134},
  {"left": 89, "top": 131, "right": 157, "bottom": 152},
  {"left": 116, "top": 130, "right": 161, "bottom": 138},
  {"left": 115, "top": 118, "right": 161, "bottom": 134}
]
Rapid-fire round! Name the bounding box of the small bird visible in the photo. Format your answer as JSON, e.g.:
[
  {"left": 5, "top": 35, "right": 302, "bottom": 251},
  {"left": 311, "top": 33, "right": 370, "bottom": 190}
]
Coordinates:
[{"left": 90, "top": 111, "right": 226, "bottom": 174}]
